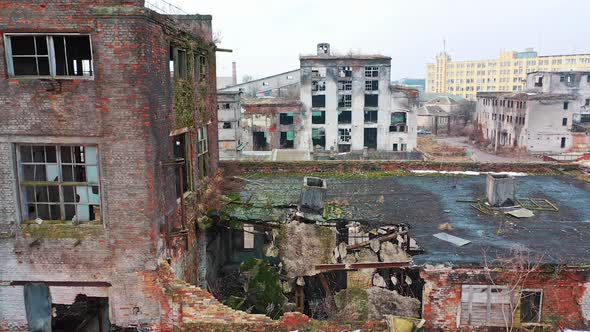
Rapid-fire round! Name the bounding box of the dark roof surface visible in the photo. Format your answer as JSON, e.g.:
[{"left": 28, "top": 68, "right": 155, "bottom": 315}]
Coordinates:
[{"left": 231, "top": 174, "right": 590, "bottom": 267}]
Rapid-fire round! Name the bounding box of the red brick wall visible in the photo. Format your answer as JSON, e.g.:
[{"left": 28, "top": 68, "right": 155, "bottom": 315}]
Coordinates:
[
  {"left": 421, "top": 267, "right": 589, "bottom": 331},
  {"left": 0, "top": 1, "right": 218, "bottom": 329}
]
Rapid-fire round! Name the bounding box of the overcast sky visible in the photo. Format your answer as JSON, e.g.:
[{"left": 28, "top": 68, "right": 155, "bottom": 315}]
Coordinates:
[{"left": 175, "top": 0, "right": 590, "bottom": 82}]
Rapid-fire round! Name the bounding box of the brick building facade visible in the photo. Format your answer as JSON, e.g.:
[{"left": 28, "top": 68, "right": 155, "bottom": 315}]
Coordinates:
[{"left": 0, "top": 0, "right": 218, "bottom": 330}]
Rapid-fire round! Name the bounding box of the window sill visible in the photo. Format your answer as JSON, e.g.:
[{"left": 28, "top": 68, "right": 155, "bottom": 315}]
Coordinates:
[
  {"left": 9, "top": 76, "right": 94, "bottom": 81},
  {"left": 21, "top": 221, "right": 104, "bottom": 239}
]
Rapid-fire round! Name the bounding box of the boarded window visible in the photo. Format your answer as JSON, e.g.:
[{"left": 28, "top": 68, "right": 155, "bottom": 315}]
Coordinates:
[{"left": 460, "top": 285, "right": 513, "bottom": 327}]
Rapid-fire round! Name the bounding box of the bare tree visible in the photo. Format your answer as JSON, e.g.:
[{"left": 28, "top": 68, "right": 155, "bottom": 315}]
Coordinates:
[
  {"left": 241, "top": 75, "right": 253, "bottom": 83},
  {"left": 482, "top": 246, "right": 545, "bottom": 332}
]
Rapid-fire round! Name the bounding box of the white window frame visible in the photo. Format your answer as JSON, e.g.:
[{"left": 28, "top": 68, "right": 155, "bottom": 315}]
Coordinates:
[{"left": 4, "top": 33, "right": 94, "bottom": 79}]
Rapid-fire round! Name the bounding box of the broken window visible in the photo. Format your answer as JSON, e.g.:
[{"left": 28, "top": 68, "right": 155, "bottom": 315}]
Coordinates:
[
  {"left": 338, "top": 80, "right": 352, "bottom": 91},
  {"left": 339, "top": 66, "right": 352, "bottom": 78},
  {"left": 278, "top": 112, "right": 293, "bottom": 125},
  {"left": 364, "top": 66, "right": 379, "bottom": 77},
  {"left": 172, "top": 133, "right": 190, "bottom": 197},
  {"left": 364, "top": 94, "right": 378, "bottom": 107},
  {"left": 460, "top": 285, "right": 513, "bottom": 327},
  {"left": 222, "top": 122, "right": 232, "bottom": 129},
  {"left": 198, "top": 54, "right": 207, "bottom": 81},
  {"left": 312, "top": 80, "right": 326, "bottom": 92},
  {"left": 312, "top": 111, "right": 325, "bottom": 124},
  {"left": 365, "top": 80, "right": 379, "bottom": 91},
  {"left": 390, "top": 112, "right": 407, "bottom": 132},
  {"left": 196, "top": 127, "right": 209, "bottom": 178},
  {"left": 18, "top": 145, "right": 100, "bottom": 222},
  {"left": 311, "top": 67, "right": 326, "bottom": 78},
  {"left": 6, "top": 34, "right": 93, "bottom": 77},
  {"left": 312, "top": 128, "right": 326, "bottom": 149},
  {"left": 338, "top": 110, "right": 352, "bottom": 124},
  {"left": 280, "top": 131, "right": 295, "bottom": 148},
  {"left": 364, "top": 110, "right": 378, "bottom": 123},
  {"left": 312, "top": 95, "right": 326, "bottom": 108},
  {"left": 338, "top": 95, "right": 352, "bottom": 108},
  {"left": 338, "top": 128, "right": 351, "bottom": 143},
  {"left": 520, "top": 290, "right": 542, "bottom": 324}
]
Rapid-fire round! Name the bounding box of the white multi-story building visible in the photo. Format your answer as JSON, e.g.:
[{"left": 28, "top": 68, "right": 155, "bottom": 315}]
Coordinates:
[{"left": 476, "top": 71, "right": 590, "bottom": 153}]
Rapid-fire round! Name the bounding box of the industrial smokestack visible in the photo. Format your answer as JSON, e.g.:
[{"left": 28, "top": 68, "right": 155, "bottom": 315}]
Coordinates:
[{"left": 231, "top": 62, "right": 237, "bottom": 86}]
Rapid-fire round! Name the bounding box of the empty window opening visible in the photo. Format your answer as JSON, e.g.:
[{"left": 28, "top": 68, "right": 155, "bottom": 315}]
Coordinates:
[
  {"left": 339, "top": 66, "right": 352, "bottom": 78},
  {"left": 172, "top": 133, "right": 190, "bottom": 197},
  {"left": 280, "top": 113, "right": 294, "bottom": 125},
  {"left": 365, "top": 80, "right": 379, "bottom": 91},
  {"left": 520, "top": 290, "right": 543, "bottom": 324},
  {"left": 18, "top": 145, "right": 100, "bottom": 222},
  {"left": 198, "top": 54, "right": 207, "bottom": 81},
  {"left": 280, "top": 131, "right": 295, "bottom": 149},
  {"left": 338, "top": 110, "right": 351, "bottom": 124},
  {"left": 363, "top": 128, "right": 377, "bottom": 150},
  {"left": 534, "top": 76, "right": 543, "bottom": 87},
  {"left": 338, "top": 80, "right": 352, "bottom": 91},
  {"left": 364, "top": 94, "right": 378, "bottom": 107},
  {"left": 253, "top": 131, "right": 269, "bottom": 151},
  {"left": 312, "top": 80, "right": 326, "bottom": 92},
  {"left": 286, "top": 75, "right": 293, "bottom": 80},
  {"left": 338, "top": 128, "right": 351, "bottom": 143},
  {"left": 312, "top": 95, "right": 326, "bottom": 108},
  {"left": 365, "top": 66, "right": 379, "bottom": 77},
  {"left": 223, "top": 103, "right": 231, "bottom": 109},
  {"left": 364, "top": 110, "right": 378, "bottom": 123},
  {"left": 196, "top": 127, "right": 209, "bottom": 179},
  {"left": 312, "top": 111, "right": 325, "bottom": 124},
  {"left": 7, "top": 34, "right": 93, "bottom": 77},
  {"left": 312, "top": 128, "right": 326, "bottom": 149},
  {"left": 338, "top": 95, "right": 352, "bottom": 108},
  {"left": 222, "top": 122, "right": 232, "bottom": 129},
  {"left": 262, "top": 81, "right": 269, "bottom": 86},
  {"left": 563, "top": 102, "right": 569, "bottom": 110},
  {"left": 562, "top": 117, "right": 568, "bottom": 126},
  {"left": 585, "top": 99, "right": 590, "bottom": 106},
  {"left": 311, "top": 67, "right": 326, "bottom": 78},
  {"left": 177, "top": 49, "right": 187, "bottom": 79},
  {"left": 561, "top": 137, "right": 566, "bottom": 148}
]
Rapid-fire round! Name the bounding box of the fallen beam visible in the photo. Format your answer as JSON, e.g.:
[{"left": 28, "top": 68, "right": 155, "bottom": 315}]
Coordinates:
[{"left": 315, "top": 261, "right": 411, "bottom": 272}]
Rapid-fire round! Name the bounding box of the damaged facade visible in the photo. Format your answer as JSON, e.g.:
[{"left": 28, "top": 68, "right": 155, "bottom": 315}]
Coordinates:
[
  {"left": 300, "top": 43, "right": 418, "bottom": 154},
  {"left": 0, "top": 0, "right": 219, "bottom": 330},
  {"left": 476, "top": 71, "right": 590, "bottom": 153},
  {"left": 217, "top": 90, "right": 242, "bottom": 160}
]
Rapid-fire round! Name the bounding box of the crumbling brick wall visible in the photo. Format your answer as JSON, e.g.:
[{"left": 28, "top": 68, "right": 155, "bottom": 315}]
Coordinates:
[
  {"left": 421, "top": 266, "right": 590, "bottom": 331},
  {"left": 0, "top": 0, "right": 218, "bottom": 329}
]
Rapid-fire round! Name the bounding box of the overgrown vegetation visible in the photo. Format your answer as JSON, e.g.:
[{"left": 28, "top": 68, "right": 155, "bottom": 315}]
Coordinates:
[{"left": 227, "top": 257, "right": 286, "bottom": 319}]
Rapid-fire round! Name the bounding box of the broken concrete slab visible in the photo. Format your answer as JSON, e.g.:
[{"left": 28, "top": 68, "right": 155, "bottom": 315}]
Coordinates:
[
  {"left": 372, "top": 273, "right": 387, "bottom": 288},
  {"left": 507, "top": 208, "right": 534, "bottom": 218},
  {"left": 379, "top": 241, "right": 410, "bottom": 262},
  {"left": 433, "top": 232, "right": 471, "bottom": 247}
]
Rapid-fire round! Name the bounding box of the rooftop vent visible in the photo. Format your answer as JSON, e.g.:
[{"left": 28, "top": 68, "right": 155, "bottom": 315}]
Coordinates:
[
  {"left": 299, "top": 177, "right": 327, "bottom": 212},
  {"left": 317, "top": 43, "right": 331, "bottom": 56},
  {"left": 486, "top": 174, "right": 515, "bottom": 207}
]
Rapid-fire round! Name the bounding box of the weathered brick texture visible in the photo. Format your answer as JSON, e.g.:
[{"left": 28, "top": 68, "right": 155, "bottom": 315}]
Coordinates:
[{"left": 0, "top": 0, "right": 218, "bottom": 329}]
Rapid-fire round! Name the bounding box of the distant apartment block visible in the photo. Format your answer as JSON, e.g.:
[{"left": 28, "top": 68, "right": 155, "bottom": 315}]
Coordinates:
[
  {"left": 300, "top": 43, "right": 417, "bottom": 153},
  {"left": 427, "top": 49, "right": 590, "bottom": 100},
  {"left": 217, "top": 91, "right": 242, "bottom": 160},
  {"left": 476, "top": 71, "right": 590, "bottom": 153}
]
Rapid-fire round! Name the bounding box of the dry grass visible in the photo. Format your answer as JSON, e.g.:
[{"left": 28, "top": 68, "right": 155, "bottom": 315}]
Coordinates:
[{"left": 417, "top": 137, "right": 471, "bottom": 162}]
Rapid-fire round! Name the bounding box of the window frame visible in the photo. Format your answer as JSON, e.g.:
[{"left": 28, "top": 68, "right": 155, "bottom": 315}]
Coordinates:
[
  {"left": 4, "top": 33, "right": 94, "bottom": 79},
  {"left": 16, "top": 144, "right": 101, "bottom": 223},
  {"left": 196, "top": 126, "right": 209, "bottom": 179}
]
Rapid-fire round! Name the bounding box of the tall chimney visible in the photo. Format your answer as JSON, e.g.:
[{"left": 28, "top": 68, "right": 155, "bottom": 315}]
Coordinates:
[
  {"left": 231, "top": 62, "right": 237, "bottom": 85},
  {"left": 486, "top": 174, "right": 515, "bottom": 207}
]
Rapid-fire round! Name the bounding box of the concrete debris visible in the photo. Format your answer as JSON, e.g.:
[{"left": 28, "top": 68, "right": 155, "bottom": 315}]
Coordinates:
[
  {"left": 263, "top": 242, "right": 279, "bottom": 257},
  {"left": 372, "top": 273, "right": 387, "bottom": 288},
  {"left": 296, "top": 276, "right": 305, "bottom": 286},
  {"left": 379, "top": 241, "right": 410, "bottom": 262},
  {"left": 404, "top": 275, "right": 412, "bottom": 285},
  {"left": 391, "top": 276, "right": 398, "bottom": 285},
  {"left": 367, "top": 287, "right": 421, "bottom": 320},
  {"left": 370, "top": 238, "right": 380, "bottom": 252},
  {"left": 433, "top": 232, "right": 471, "bottom": 247},
  {"left": 438, "top": 222, "right": 453, "bottom": 230},
  {"left": 507, "top": 208, "right": 534, "bottom": 218},
  {"left": 357, "top": 248, "right": 379, "bottom": 263},
  {"left": 338, "top": 242, "right": 348, "bottom": 259},
  {"left": 277, "top": 221, "right": 337, "bottom": 277}
]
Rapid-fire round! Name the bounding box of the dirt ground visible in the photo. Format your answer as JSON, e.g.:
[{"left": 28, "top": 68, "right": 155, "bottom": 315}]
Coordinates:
[{"left": 417, "top": 137, "right": 471, "bottom": 162}]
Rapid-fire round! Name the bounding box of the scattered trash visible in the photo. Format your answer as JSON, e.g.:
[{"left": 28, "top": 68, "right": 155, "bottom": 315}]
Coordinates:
[
  {"left": 438, "top": 222, "right": 453, "bottom": 231},
  {"left": 433, "top": 232, "right": 471, "bottom": 246},
  {"left": 34, "top": 218, "right": 43, "bottom": 225}
]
